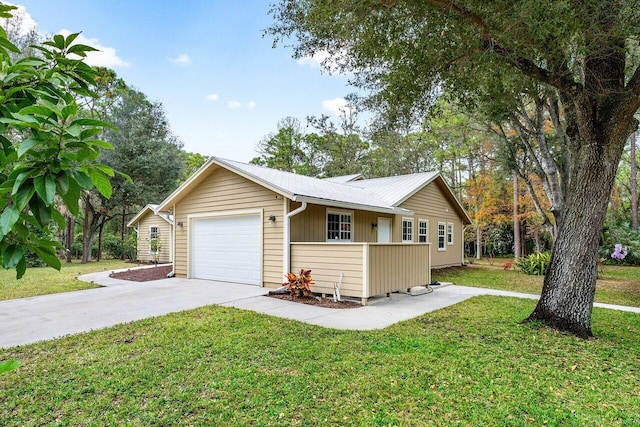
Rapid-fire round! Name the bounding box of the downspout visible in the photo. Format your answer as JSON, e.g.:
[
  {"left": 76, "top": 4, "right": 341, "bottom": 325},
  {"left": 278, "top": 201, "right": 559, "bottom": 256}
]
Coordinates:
[
  {"left": 284, "top": 200, "right": 307, "bottom": 276},
  {"left": 167, "top": 204, "right": 176, "bottom": 278}
]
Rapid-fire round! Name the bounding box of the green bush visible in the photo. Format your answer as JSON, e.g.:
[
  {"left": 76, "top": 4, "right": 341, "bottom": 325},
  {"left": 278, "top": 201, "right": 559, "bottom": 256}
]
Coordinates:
[
  {"left": 516, "top": 252, "right": 551, "bottom": 276},
  {"left": 101, "top": 234, "right": 123, "bottom": 259}
]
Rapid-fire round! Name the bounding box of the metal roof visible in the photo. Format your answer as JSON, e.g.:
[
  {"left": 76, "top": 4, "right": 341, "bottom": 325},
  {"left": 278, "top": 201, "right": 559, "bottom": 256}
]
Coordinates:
[
  {"left": 216, "top": 158, "right": 412, "bottom": 215},
  {"left": 158, "top": 157, "right": 470, "bottom": 222},
  {"left": 322, "top": 173, "right": 363, "bottom": 183},
  {"left": 344, "top": 171, "right": 440, "bottom": 206}
]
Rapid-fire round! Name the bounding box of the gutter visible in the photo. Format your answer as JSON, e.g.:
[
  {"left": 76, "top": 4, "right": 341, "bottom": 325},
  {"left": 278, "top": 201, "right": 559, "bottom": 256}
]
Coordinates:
[
  {"left": 284, "top": 201, "right": 307, "bottom": 276},
  {"left": 168, "top": 203, "right": 176, "bottom": 278}
]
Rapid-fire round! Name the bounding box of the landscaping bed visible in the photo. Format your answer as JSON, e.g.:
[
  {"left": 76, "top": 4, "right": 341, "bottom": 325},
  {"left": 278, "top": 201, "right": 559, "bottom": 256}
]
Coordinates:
[
  {"left": 267, "top": 293, "right": 361, "bottom": 309},
  {"left": 109, "top": 265, "right": 173, "bottom": 282}
]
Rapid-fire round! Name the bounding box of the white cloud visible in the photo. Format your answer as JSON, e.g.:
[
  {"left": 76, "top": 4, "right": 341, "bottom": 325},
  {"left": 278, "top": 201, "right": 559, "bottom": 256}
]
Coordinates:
[
  {"left": 322, "top": 98, "right": 355, "bottom": 117},
  {"left": 247, "top": 100, "right": 256, "bottom": 109},
  {"left": 297, "top": 50, "right": 332, "bottom": 68},
  {"left": 206, "top": 93, "right": 219, "bottom": 102},
  {"left": 0, "top": 3, "right": 38, "bottom": 36},
  {"left": 297, "top": 49, "right": 347, "bottom": 74},
  {"left": 170, "top": 53, "right": 191, "bottom": 65},
  {"left": 59, "top": 29, "right": 129, "bottom": 68},
  {"left": 227, "top": 100, "right": 242, "bottom": 109}
]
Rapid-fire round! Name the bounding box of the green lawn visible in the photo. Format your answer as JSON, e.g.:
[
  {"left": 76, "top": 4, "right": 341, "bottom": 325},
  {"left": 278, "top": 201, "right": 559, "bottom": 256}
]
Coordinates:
[
  {"left": 0, "top": 260, "right": 132, "bottom": 301},
  {"left": 1, "top": 297, "right": 638, "bottom": 425},
  {"left": 433, "top": 261, "right": 640, "bottom": 307}
]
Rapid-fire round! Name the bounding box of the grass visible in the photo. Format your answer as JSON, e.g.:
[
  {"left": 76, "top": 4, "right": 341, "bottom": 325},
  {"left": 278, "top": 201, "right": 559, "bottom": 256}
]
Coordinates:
[
  {"left": 0, "top": 260, "right": 132, "bottom": 301},
  {"left": 433, "top": 260, "right": 640, "bottom": 307},
  {"left": 1, "top": 297, "right": 638, "bottom": 425}
]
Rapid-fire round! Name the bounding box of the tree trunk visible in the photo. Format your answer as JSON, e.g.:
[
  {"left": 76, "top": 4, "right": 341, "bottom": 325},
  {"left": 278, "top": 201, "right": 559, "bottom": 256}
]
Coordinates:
[
  {"left": 513, "top": 171, "right": 521, "bottom": 260},
  {"left": 64, "top": 215, "right": 74, "bottom": 263},
  {"left": 475, "top": 226, "right": 482, "bottom": 259},
  {"left": 526, "top": 129, "right": 627, "bottom": 338},
  {"left": 631, "top": 132, "right": 638, "bottom": 232},
  {"left": 121, "top": 205, "right": 127, "bottom": 260},
  {"left": 96, "top": 220, "right": 105, "bottom": 262}
]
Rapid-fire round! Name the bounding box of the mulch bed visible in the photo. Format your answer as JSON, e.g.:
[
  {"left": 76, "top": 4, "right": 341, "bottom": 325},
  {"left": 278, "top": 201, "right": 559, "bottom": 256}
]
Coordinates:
[
  {"left": 109, "top": 267, "right": 361, "bottom": 309},
  {"left": 266, "top": 293, "right": 361, "bottom": 309},
  {"left": 109, "top": 265, "right": 173, "bottom": 282}
]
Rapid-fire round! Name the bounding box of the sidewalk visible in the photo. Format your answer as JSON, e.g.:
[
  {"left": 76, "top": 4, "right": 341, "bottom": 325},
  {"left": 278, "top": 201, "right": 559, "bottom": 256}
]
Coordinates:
[{"left": 1, "top": 269, "right": 638, "bottom": 348}]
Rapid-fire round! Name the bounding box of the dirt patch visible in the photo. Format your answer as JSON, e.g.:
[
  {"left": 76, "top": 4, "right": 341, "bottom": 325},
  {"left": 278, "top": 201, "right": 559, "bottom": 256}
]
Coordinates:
[
  {"left": 109, "top": 265, "right": 173, "bottom": 282},
  {"left": 266, "top": 293, "right": 361, "bottom": 309}
]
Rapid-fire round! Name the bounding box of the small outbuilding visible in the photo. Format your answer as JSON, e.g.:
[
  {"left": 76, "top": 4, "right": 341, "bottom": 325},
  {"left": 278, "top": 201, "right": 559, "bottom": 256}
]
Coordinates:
[{"left": 127, "top": 204, "right": 173, "bottom": 264}]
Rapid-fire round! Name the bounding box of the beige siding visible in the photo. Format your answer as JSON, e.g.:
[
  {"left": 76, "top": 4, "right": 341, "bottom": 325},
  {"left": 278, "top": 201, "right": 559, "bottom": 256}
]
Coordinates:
[
  {"left": 399, "top": 181, "right": 465, "bottom": 268},
  {"left": 174, "top": 167, "right": 284, "bottom": 286},
  {"left": 290, "top": 243, "right": 365, "bottom": 298},
  {"left": 134, "top": 214, "right": 172, "bottom": 263},
  {"left": 290, "top": 242, "right": 431, "bottom": 301},
  {"left": 290, "top": 202, "right": 393, "bottom": 243},
  {"left": 368, "top": 244, "right": 430, "bottom": 296}
]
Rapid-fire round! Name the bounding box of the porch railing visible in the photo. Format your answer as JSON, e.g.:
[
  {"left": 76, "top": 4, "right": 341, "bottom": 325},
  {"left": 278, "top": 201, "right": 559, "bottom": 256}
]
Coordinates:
[{"left": 289, "top": 242, "right": 430, "bottom": 303}]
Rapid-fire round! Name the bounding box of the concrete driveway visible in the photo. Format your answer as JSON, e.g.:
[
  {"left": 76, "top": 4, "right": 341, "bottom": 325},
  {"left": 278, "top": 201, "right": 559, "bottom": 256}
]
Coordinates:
[{"left": 1, "top": 268, "right": 639, "bottom": 349}]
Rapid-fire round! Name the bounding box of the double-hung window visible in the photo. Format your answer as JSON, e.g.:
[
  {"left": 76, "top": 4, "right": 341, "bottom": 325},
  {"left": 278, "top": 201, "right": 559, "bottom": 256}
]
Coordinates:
[
  {"left": 418, "top": 220, "right": 429, "bottom": 243},
  {"left": 327, "top": 211, "right": 352, "bottom": 241},
  {"left": 402, "top": 218, "right": 414, "bottom": 242},
  {"left": 438, "top": 222, "right": 446, "bottom": 251},
  {"left": 447, "top": 222, "right": 454, "bottom": 245},
  {"left": 149, "top": 227, "right": 159, "bottom": 253}
]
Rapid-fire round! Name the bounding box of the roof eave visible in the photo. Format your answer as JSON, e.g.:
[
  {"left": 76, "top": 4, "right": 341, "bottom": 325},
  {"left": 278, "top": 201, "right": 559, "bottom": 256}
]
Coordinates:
[{"left": 292, "top": 195, "right": 413, "bottom": 216}]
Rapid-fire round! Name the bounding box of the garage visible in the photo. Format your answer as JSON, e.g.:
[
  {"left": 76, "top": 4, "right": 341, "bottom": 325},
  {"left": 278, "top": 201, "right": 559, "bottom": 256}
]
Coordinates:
[{"left": 190, "top": 214, "right": 262, "bottom": 285}]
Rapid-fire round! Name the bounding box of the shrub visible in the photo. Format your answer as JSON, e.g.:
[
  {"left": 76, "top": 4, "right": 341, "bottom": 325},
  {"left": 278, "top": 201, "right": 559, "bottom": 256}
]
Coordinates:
[
  {"left": 599, "top": 223, "right": 640, "bottom": 265},
  {"left": 102, "top": 234, "right": 124, "bottom": 259},
  {"left": 516, "top": 252, "right": 551, "bottom": 276},
  {"left": 283, "top": 269, "right": 315, "bottom": 297}
]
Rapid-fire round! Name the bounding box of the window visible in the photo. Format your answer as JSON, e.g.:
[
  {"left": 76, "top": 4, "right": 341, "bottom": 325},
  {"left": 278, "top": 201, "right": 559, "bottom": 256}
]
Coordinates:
[
  {"left": 402, "top": 218, "right": 414, "bottom": 242},
  {"left": 418, "top": 220, "right": 429, "bottom": 243},
  {"left": 149, "top": 227, "right": 159, "bottom": 253},
  {"left": 438, "top": 222, "right": 446, "bottom": 251},
  {"left": 327, "top": 211, "right": 352, "bottom": 241},
  {"left": 447, "top": 222, "right": 454, "bottom": 245}
]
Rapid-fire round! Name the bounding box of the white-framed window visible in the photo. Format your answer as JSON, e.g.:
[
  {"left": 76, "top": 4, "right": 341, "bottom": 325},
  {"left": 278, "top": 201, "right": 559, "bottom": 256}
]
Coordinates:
[
  {"left": 438, "top": 222, "right": 446, "bottom": 251},
  {"left": 327, "top": 210, "right": 353, "bottom": 241},
  {"left": 447, "top": 222, "right": 454, "bottom": 245},
  {"left": 149, "top": 226, "right": 159, "bottom": 253},
  {"left": 402, "top": 218, "right": 414, "bottom": 242},
  {"left": 418, "top": 219, "right": 429, "bottom": 243}
]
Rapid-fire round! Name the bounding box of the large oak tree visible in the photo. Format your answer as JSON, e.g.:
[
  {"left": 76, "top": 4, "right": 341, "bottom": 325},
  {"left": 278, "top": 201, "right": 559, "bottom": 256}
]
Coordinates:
[{"left": 268, "top": 0, "right": 640, "bottom": 337}]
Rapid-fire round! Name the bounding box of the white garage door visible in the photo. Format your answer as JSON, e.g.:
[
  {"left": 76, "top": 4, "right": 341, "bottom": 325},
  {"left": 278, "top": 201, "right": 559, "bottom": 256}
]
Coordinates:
[{"left": 191, "top": 214, "right": 262, "bottom": 285}]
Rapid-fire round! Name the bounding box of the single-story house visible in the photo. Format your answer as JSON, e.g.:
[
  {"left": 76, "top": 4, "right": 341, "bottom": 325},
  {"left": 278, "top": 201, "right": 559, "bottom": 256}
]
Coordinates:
[
  {"left": 157, "top": 157, "right": 471, "bottom": 304},
  {"left": 127, "top": 204, "right": 173, "bottom": 263}
]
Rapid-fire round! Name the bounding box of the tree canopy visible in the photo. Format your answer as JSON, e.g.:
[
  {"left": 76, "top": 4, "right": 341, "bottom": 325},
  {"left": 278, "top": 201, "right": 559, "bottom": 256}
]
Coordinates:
[{"left": 269, "top": 0, "right": 640, "bottom": 337}]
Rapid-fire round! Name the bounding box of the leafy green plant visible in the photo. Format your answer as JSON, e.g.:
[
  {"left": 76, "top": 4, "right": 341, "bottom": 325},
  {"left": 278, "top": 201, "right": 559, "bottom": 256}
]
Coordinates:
[
  {"left": 516, "top": 252, "right": 551, "bottom": 276},
  {"left": 283, "top": 269, "right": 315, "bottom": 297},
  {"left": 599, "top": 223, "right": 640, "bottom": 265},
  {"left": 0, "top": 5, "right": 116, "bottom": 278}
]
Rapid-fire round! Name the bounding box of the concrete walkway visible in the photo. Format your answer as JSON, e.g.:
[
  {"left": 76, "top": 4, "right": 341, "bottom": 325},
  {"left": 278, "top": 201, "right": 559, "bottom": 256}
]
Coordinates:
[{"left": 1, "top": 268, "right": 639, "bottom": 349}]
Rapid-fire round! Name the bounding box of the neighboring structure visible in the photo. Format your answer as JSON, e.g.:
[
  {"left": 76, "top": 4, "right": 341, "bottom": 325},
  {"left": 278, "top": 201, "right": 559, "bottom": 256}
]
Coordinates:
[
  {"left": 127, "top": 204, "right": 173, "bottom": 263},
  {"left": 158, "top": 157, "right": 471, "bottom": 303}
]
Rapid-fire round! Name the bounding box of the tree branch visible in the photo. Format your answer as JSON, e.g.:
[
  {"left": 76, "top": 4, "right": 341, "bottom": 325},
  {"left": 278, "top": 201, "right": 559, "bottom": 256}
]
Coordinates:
[{"left": 414, "top": 0, "right": 583, "bottom": 96}]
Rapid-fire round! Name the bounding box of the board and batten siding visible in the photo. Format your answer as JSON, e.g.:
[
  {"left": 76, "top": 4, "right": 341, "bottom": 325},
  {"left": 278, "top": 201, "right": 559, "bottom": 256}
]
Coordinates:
[
  {"left": 289, "top": 202, "right": 393, "bottom": 243},
  {"left": 290, "top": 243, "right": 364, "bottom": 298},
  {"left": 173, "top": 167, "right": 284, "bottom": 286},
  {"left": 290, "top": 242, "right": 430, "bottom": 301},
  {"left": 398, "top": 180, "right": 465, "bottom": 268},
  {"left": 134, "top": 214, "right": 172, "bottom": 263}
]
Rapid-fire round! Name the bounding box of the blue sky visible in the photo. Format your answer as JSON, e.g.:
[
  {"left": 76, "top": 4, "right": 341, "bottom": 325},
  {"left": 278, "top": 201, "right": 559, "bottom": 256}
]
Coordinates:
[{"left": 10, "top": 1, "right": 356, "bottom": 161}]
